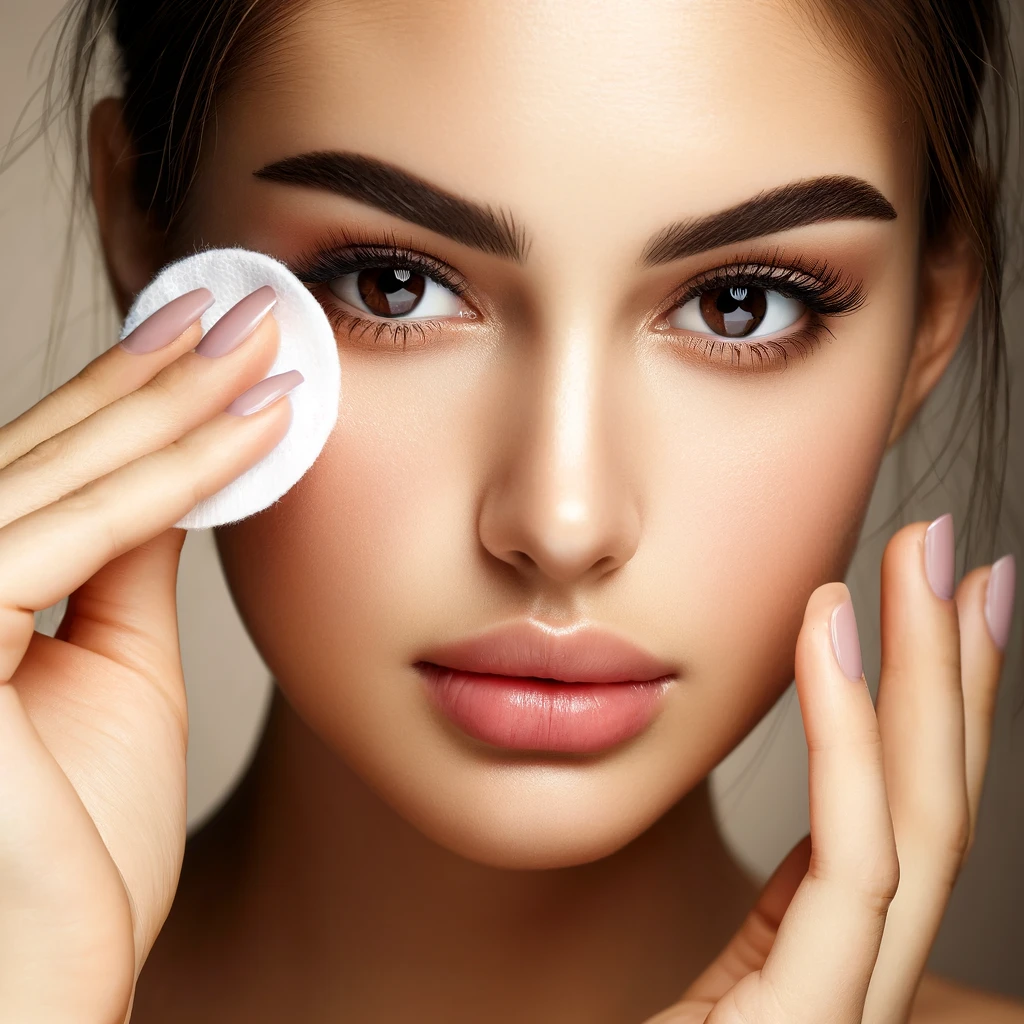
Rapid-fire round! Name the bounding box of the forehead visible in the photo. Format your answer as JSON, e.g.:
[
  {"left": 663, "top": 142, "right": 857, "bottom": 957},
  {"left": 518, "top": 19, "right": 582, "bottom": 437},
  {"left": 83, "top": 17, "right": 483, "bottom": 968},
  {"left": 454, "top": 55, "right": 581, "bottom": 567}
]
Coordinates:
[{"left": 212, "top": 0, "right": 915, "bottom": 244}]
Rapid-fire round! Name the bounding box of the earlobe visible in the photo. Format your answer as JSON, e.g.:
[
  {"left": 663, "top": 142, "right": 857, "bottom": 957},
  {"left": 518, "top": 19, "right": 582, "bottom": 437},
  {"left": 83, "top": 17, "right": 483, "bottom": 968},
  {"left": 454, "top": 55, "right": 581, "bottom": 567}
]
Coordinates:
[
  {"left": 88, "top": 97, "right": 164, "bottom": 315},
  {"left": 886, "top": 229, "right": 983, "bottom": 449}
]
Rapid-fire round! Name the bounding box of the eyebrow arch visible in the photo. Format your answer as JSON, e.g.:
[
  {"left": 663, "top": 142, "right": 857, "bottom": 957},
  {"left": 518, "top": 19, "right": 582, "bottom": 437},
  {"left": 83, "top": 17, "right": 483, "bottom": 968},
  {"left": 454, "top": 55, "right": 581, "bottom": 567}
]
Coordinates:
[
  {"left": 639, "top": 175, "right": 897, "bottom": 267},
  {"left": 254, "top": 151, "right": 529, "bottom": 262}
]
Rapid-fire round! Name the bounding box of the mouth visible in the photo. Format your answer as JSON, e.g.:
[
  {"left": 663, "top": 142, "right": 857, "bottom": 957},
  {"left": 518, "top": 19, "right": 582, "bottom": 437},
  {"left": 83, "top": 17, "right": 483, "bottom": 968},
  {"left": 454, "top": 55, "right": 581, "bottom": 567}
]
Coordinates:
[{"left": 415, "top": 620, "right": 677, "bottom": 753}]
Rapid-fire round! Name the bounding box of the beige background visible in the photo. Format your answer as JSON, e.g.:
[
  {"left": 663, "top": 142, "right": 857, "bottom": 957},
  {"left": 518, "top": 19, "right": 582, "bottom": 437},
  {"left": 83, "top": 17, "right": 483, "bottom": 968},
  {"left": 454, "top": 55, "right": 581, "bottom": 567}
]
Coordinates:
[{"left": 2, "top": 0, "right": 1022, "bottom": 1000}]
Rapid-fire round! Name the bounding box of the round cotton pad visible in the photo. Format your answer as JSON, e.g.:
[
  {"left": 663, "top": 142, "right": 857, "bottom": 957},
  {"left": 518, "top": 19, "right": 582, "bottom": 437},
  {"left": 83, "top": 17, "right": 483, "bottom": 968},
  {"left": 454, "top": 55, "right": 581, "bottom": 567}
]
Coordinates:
[{"left": 120, "top": 247, "right": 340, "bottom": 530}]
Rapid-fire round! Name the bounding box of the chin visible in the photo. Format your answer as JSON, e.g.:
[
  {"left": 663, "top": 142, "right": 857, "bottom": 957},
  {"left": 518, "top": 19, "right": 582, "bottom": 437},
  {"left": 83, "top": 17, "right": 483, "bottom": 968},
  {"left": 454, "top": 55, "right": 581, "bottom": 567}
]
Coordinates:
[
  {"left": 396, "top": 780, "right": 686, "bottom": 870},
  {"left": 326, "top": 714, "right": 708, "bottom": 870}
]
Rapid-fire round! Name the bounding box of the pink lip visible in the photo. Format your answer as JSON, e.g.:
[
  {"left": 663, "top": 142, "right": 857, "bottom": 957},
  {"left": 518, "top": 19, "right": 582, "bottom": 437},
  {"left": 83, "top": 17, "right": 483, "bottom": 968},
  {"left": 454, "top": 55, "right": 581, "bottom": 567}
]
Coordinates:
[
  {"left": 415, "top": 621, "right": 677, "bottom": 753},
  {"left": 417, "top": 620, "right": 676, "bottom": 683}
]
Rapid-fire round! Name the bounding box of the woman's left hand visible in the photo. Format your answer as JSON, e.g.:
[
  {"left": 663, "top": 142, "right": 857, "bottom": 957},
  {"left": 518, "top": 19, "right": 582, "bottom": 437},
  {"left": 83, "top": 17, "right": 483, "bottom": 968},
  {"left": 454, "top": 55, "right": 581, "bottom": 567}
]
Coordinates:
[{"left": 643, "top": 518, "right": 1015, "bottom": 1024}]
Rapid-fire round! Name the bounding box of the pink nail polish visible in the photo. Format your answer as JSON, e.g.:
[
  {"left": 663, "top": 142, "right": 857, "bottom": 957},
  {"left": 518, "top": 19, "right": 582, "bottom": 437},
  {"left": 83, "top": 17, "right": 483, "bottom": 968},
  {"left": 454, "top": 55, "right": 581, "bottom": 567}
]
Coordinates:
[
  {"left": 830, "top": 599, "right": 863, "bottom": 681},
  {"left": 924, "top": 513, "right": 955, "bottom": 601},
  {"left": 985, "top": 554, "right": 1016, "bottom": 652},
  {"left": 119, "top": 288, "right": 214, "bottom": 354},
  {"left": 226, "top": 370, "right": 304, "bottom": 416},
  {"left": 195, "top": 286, "right": 277, "bottom": 358}
]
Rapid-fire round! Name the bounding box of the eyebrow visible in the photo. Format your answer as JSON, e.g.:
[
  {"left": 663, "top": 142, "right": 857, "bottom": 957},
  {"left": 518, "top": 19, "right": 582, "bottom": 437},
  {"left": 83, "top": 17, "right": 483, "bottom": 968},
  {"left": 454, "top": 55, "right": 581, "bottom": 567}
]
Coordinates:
[
  {"left": 254, "top": 154, "right": 896, "bottom": 269},
  {"left": 639, "top": 175, "right": 897, "bottom": 266},
  {"left": 254, "top": 151, "right": 529, "bottom": 262}
]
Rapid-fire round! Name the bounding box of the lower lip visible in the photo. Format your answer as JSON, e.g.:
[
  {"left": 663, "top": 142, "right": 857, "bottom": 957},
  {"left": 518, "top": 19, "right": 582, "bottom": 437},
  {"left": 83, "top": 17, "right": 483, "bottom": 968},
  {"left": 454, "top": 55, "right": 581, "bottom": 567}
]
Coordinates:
[{"left": 419, "top": 665, "right": 672, "bottom": 753}]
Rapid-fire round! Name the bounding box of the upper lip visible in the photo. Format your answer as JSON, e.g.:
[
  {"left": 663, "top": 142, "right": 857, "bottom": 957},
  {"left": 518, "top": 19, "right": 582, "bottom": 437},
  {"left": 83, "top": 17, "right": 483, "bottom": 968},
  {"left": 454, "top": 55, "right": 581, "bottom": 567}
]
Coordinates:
[{"left": 417, "top": 620, "right": 677, "bottom": 684}]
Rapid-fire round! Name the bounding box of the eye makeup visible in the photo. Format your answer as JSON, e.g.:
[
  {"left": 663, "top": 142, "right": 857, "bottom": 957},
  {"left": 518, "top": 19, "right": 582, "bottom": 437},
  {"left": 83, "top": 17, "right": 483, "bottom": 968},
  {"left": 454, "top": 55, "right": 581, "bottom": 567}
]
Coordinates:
[
  {"left": 654, "top": 247, "right": 866, "bottom": 371},
  {"left": 290, "top": 231, "right": 473, "bottom": 350},
  {"left": 287, "top": 229, "right": 867, "bottom": 369}
]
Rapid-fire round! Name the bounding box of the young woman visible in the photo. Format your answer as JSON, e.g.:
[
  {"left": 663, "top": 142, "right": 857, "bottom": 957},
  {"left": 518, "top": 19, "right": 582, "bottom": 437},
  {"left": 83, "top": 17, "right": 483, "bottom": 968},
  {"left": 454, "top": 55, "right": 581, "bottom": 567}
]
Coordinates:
[{"left": 0, "top": 0, "right": 1020, "bottom": 1021}]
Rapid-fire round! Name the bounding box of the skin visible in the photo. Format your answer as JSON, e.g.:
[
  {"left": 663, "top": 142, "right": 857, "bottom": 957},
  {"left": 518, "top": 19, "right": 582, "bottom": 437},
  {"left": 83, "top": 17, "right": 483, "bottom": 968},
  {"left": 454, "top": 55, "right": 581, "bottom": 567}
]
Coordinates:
[{"left": 0, "top": 0, "right": 1018, "bottom": 1022}]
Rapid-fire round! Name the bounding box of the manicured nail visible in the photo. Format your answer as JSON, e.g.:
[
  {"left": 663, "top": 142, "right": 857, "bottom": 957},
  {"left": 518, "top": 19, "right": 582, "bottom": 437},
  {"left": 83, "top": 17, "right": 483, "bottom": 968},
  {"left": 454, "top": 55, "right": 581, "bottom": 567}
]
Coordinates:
[
  {"left": 830, "top": 599, "right": 863, "bottom": 681},
  {"left": 119, "top": 288, "right": 214, "bottom": 354},
  {"left": 985, "top": 554, "right": 1016, "bottom": 651},
  {"left": 924, "top": 513, "right": 955, "bottom": 600},
  {"left": 226, "top": 369, "right": 303, "bottom": 416},
  {"left": 194, "top": 286, "right": 277, "bottom": 358}
]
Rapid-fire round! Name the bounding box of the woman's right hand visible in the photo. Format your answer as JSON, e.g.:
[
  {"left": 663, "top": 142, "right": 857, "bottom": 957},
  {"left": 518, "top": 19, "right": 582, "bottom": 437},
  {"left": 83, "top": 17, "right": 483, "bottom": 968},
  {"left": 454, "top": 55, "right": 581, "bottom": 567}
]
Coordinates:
[{"left": 0, "top": 286, "right": 301, "bottom": 1024}]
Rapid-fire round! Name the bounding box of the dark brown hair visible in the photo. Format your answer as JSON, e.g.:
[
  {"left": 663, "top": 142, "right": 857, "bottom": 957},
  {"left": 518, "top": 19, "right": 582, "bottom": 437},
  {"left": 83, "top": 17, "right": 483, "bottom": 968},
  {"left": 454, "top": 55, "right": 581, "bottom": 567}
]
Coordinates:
[
  {"left": 34, "top": 0, "right": 1023, "bottom": 568},
  {"left": 808, "top": 0, "right": 1018, "bottom": 567}
]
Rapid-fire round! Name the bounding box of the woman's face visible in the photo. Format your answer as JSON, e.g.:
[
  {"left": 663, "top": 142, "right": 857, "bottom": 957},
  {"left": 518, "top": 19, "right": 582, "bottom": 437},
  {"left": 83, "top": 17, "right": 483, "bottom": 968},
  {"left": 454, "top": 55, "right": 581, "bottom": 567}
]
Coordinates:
[{"left": 193, "top": 0, "right": 922, "bottom": 867}]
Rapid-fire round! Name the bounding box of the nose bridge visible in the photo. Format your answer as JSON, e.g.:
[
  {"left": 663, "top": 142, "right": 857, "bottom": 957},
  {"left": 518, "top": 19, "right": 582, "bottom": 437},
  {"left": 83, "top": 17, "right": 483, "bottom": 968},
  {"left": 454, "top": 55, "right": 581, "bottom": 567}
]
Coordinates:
[
  {"left": 478, "top": 316, "right": 640, "bottom": 585},
  {"left": 549, "top": 329, "right": 598, "bottom": 517}
]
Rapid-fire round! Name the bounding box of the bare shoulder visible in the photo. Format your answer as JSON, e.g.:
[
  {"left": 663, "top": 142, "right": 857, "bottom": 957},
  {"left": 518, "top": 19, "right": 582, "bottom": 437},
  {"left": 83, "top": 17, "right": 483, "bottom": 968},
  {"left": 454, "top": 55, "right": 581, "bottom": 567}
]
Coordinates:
[{"left": 911, "top": 971, "right": 1024, "bottom": 1024}]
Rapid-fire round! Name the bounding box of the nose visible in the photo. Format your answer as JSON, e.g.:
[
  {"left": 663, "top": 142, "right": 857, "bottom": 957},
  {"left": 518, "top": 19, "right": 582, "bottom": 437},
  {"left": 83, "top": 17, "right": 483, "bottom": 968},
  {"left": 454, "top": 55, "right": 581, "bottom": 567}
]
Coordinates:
[{"left": 477, "top": 329, "right": 641, "bottom": 587}]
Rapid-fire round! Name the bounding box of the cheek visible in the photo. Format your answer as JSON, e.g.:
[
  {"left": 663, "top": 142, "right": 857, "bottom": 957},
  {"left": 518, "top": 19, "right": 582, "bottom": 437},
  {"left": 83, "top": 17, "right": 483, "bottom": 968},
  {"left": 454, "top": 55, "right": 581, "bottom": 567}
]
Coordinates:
[
  {"left": 637, "top": 313, "right": 911, "bottom": 752},
  {"left": 214, "top": 350, "right": 496, "bottom": 730},
  {"left": 217, "top": 375, "right": 465, "bottom": 644}
]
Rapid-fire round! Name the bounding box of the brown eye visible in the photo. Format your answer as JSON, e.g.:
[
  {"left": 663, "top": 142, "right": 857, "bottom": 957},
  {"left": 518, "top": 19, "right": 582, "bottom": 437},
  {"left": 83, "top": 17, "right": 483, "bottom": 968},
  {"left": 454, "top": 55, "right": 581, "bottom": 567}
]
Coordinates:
[
  {"left": 698, "top": 286, "right": 766, "bottom": 337},
  {"left": 354, "top": 268, "right": 426, "bottom": 317},
  {"left": 328, "top": 266, "right": 465, "bottom": 320},
  {"left": 667, "top": 284, "right": 805, "bottom": 339}
]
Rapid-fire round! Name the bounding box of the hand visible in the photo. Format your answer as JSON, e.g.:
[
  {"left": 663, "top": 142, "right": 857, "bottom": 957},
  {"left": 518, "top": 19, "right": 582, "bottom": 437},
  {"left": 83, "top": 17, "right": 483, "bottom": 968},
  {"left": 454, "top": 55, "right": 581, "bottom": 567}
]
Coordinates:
[
  {"left": 0, "top": 288, "right": 299, "bottom": 1024},
  {"left": 643, "top": 520, "right": 1014, "bottom": 1024}
]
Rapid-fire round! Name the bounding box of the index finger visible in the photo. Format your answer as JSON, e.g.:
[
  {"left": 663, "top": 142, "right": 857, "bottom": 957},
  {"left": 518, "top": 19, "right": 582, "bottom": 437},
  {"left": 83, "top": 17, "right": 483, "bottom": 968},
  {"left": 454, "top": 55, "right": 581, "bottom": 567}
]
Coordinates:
[
  {"left": 747, "top": 583, "right": 898, "bottom": 1024},
  {"left": 0, "top": 289, "right": 214, "bottom": 468}
]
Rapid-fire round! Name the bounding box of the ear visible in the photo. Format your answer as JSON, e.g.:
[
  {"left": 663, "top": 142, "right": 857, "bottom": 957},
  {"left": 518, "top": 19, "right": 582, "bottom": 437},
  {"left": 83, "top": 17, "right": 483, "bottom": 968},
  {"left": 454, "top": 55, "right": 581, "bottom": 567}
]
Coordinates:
[
  {"left": 886, "top": 227, "right": 983, "bottom": 448},
  {"left": 88, "top": 97, "right": 166, "bottom": 316}
]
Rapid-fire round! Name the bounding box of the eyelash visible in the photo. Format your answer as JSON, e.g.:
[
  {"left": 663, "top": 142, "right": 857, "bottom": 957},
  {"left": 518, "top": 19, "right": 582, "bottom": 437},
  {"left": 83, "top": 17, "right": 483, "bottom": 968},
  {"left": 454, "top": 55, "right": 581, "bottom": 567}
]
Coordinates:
[
  {"left": 290, "top": 234, "right": 865, "bottom": 369},
  {"left": 292, "top": 233, "right": 469, "bottom": 350},
  {"left": 661, "top": 249, "right": 865, "bottom": 370}
]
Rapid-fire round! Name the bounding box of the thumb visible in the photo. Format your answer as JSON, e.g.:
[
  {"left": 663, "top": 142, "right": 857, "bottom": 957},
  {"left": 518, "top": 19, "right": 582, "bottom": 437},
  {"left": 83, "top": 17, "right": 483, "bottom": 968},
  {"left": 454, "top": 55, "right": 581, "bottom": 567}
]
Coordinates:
[
  {"left": 680, "top": 832, "right": 812, "bottom": 1004},
  {"left": 55, "top": 527, "right": 188, "bottom": 685}
]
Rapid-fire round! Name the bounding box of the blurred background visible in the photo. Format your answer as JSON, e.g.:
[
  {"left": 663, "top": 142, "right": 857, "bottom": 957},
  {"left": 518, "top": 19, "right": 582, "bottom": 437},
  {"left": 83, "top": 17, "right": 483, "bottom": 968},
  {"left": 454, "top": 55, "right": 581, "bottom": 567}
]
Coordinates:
[{"left": 2, "top": 0, "right": 1023, "bottom": 1001}]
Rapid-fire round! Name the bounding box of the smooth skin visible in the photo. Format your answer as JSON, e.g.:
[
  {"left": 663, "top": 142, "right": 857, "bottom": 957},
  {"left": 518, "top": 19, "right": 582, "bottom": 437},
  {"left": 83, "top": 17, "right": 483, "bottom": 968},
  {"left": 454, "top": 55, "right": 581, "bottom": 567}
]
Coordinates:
[{"left": 0, "top": 0, "right": 1021, "bottom": 1022}]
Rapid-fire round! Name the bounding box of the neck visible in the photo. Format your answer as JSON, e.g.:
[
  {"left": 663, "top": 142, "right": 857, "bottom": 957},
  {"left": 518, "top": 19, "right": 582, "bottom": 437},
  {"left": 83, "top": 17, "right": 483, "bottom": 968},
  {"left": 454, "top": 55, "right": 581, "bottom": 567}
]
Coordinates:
[{"left": 170, "top": 687, "right": 759, "bottom": 1023}]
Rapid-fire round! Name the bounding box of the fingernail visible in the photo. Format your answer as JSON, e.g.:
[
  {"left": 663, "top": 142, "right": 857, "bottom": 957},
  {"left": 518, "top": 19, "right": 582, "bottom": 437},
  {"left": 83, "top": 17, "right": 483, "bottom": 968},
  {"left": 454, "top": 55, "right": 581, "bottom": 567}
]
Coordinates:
[
  {"left": 119, "top": 288, "right": 214, "bottom": 354},
  {"left": 226, "top": 369, "right": 304, "bottom": 416},
  {"left": 985, "top": 554, "right": 1016, "bottom": 651},
  {"left": 194, "top": 286, "right": 277, "bottom": 358},
  {"left": 925, "top": 513, "right": 955, "bottom": 600},
  {"left": 830, "top": 599, "right": 863, "bottom": 681}
]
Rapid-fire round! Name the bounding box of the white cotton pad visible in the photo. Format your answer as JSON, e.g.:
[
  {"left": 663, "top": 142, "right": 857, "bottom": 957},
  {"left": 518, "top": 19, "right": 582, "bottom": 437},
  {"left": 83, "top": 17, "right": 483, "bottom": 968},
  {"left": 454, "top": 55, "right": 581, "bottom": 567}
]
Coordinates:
[{"left": 120, "top": 247, "right": 341, "bottom": 530}]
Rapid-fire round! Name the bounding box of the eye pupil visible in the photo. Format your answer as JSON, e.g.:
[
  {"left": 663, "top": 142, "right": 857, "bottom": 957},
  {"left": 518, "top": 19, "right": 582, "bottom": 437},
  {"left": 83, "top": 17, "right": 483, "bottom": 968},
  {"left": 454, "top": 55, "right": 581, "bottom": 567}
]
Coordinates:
[
  {"left": 357, "top": 268, "right": 426, "bottom": 317},
  {"left": 701, "top": 285, "right": 768, "bottom": 337}
]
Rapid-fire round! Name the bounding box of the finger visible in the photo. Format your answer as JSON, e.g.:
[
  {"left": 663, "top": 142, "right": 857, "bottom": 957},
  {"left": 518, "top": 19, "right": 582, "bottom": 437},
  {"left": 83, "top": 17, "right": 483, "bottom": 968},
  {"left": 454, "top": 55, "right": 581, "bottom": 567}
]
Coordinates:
[
  {"left": 875, "top": 516, "right": 968, "bottom": 876},
  {"left": 680, "top": 833, "right": 811, "bottom": 1005},
  {"left": 0, "top": 289, "right": 214, "bottom": 469},
  {"left": 751, "top": 582, "right": 897, "bottom": 1024},
  {"left": 957, "top": 555, "right": 1014, "bottom": 853},
  {"left": 42, "top": 528, "right": 190, "bottom": 720},
  {"left": 0, "top": 376, "right": 299, "bottom": 683},
  {"left": 860, "top": 517, "right": 969, "bottom": 1024},
  {"left": 0, "top": 296, "right": 280, "bottom": 528}
]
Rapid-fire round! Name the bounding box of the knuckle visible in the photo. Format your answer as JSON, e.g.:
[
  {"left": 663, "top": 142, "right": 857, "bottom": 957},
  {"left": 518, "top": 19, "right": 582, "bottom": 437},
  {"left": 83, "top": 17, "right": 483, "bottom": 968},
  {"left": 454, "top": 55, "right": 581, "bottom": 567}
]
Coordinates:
[
  {"left": 69, "top": 355, "right": 115, "bottom": 403},
  {"left": 60, "top": 483, "right": 123, "bottom": 553},
  {"left": 139, "top": 365, "right": 182, "bottom": 403},
  {"left": 961, "top": 826, "right": 978, "bottom": 866},
  {"left": 6, "top": 428, "right": 76, "bottom": 474},
  {"left": 810, "top": 844, "right": 901, "bottom": 913},
  {"left": 946, "top": 810, "right": 972, "bottom": 863},
  {"left": 875, "top": 852, "right": 902, "bottom": 902},
  {"left": 854, "top": 853, "right": 901, "bottom": 913},
  {"left": 0, "top": 606, "right": 36, "bottom": 671},
  {"left": 163, "top": 435, "right": 207, "bottom": 511},
  {"left": 906, "top": 797, "right": 971, "bottom": 864}
]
